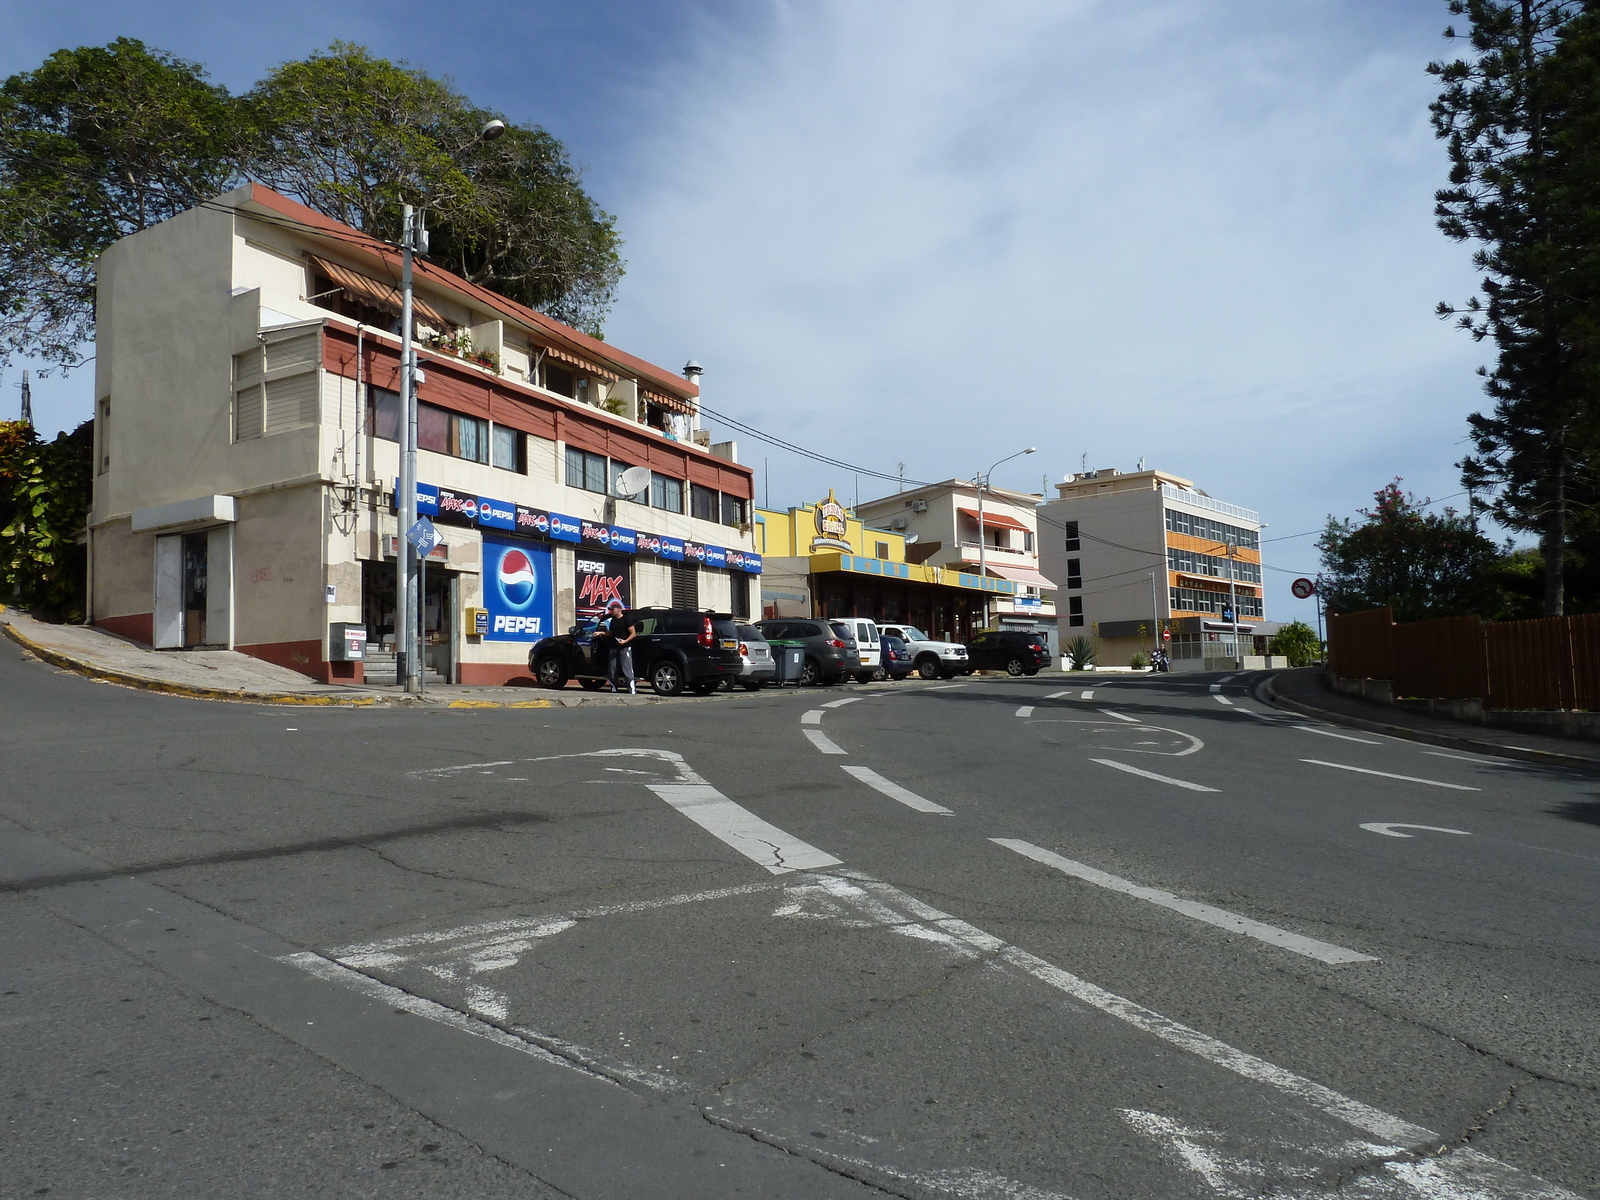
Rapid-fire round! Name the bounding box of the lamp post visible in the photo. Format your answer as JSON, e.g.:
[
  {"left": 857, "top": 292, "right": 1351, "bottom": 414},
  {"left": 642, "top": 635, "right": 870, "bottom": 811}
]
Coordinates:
[
  {"left": 1226, "top": 536, "right": 1241, "bottom": 669},
  {"left": 976, "top": 447, "right": 1035, "bottom": 629},
  {"left": 394, "top": 119, "right": 506, "bottom": 692}
]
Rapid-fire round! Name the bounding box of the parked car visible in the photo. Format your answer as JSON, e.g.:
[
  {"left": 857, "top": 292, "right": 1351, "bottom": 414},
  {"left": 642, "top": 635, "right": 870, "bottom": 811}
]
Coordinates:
[
  {"left": 966, "top": 630, "right": 1051, "bottom": 676},
  {"left": 830, "top": 617, "right": 881, "bottom": 682},
  {"left": 723, "top": 622, "right": 776, "bottom": 690},
  {"left": 877, "top": 625, "right": 970, "bottom": 679},
  {"left": 756, "top": 618, "right": 860, "bottom": 685},
  {"left": 529, "top": 608, "right": 743, "bottom": 696},
  {"left": 880, "top": 634, "right": 915, "bottom": 680}
]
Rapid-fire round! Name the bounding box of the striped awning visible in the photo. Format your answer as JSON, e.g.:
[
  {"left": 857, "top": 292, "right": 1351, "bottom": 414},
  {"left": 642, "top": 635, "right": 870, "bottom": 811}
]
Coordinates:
[
  {"left": 307, "top": 256, "right": 449, "bottom": 330},
  {"left": 640, "top": 385, "right": 695, "bottom": 416},
  {"left": 543, "top": 342, "right": 620, "bottom": 384}
]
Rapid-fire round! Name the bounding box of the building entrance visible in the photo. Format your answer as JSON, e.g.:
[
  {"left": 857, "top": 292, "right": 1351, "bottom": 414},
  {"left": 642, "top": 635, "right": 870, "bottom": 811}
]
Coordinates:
[{"left": 362, "top": 560, "right": 454, "bottom": 683}]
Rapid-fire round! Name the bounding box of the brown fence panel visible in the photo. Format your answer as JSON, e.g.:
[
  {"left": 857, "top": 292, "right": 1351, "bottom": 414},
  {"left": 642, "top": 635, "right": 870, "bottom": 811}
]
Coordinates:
[
  {"left": 1392, "top": 615, "right": 1484, "bottom": 699},
  {"left": 1486, "top": 618, "right": 1569, "bottom": 710},
  {"left": 1327, "top": 608, "right": 1395, "bottom": 681},
  {"left": 1572, "top": 615, "right": 1600, "bottom": 710}
]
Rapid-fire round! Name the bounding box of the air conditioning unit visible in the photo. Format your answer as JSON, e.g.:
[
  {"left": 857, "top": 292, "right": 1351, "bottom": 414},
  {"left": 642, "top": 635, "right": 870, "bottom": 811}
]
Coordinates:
[
  {"left": 890, "top": 516, "right": 908, "bottom": 530},
  {"left": 912, "top": 500, "right": 928, "bottom": 512}
]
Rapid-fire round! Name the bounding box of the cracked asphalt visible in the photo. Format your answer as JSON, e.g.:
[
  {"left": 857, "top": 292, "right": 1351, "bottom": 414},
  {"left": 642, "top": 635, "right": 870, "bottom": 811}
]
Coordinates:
[{"left": 2, "top": 640, "right": 1597, "bottom": 1199}]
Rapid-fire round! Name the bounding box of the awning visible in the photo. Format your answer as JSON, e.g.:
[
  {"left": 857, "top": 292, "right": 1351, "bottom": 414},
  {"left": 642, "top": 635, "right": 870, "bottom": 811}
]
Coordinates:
[
  {"left": 308, "top": 255, "right": 449, "bottom": 330},
  {"left": 985, "top": 563, "right": 1058, "bottom": 590},
  {"left": 543, "top": 342, "right": 619, "bottom": 384},
  {"left": 958, "top": 506, "right": 1029, "bottom": 532},
  {"left": 639, "top": 385, "right": 695, "bottom": 417}
]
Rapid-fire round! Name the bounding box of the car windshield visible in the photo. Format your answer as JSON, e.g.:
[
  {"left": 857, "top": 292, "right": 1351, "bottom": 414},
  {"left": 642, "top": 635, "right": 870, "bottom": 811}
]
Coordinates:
[
  {"left": 736, "top": 624, "right": 764, "bottom": 641},
  {"left": 899, "top": 627, "right": 930, "bottom": 642}
]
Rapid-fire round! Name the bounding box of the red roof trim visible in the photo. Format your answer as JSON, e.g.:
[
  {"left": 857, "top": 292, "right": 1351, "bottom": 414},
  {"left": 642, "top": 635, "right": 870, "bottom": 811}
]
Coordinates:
[
  {"left": 236, "top": 184, "right": 698, "bottom": 404},
  {"left": 957, "top": 506, "right": 1029, "bottom": 532}
]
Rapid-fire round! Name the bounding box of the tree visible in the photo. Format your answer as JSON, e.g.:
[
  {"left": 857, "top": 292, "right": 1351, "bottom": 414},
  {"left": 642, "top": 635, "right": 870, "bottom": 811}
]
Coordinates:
[
  {"left": 1318, "top": 480, "right": 1509, "bottom": 621},
  {"left": 246, "top": 44, "right": 622, "bottom": 335},
  {"left": 1431, "top": 0, "right": 1600, "bottom": 616},
  {"left": 0, "top": 419, "right": 93, "bottom": 619},
  {"left": 0, "top": 39, "right": 249, "bottom": 372},
  {"left": 1269, "top": 620, "right": 1321, "bottom": 667}
]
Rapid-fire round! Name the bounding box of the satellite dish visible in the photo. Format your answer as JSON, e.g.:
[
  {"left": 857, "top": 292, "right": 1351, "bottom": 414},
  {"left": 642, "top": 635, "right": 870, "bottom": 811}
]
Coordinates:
[
  {"left": 616, "top": 465, "right": 651, "bottom": 496},
  {"left": 903, "top": 533, "right": 919, "bottom": 545}
]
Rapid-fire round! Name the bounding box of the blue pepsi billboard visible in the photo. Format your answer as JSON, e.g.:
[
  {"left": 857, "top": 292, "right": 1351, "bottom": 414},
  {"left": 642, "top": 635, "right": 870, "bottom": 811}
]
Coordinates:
[{"left": 482, "top": 536, "right": 554, "bottom": 641}]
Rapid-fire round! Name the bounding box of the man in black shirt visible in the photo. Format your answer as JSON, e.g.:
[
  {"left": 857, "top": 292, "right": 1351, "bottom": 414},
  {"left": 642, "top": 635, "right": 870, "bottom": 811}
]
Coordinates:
[{"left": 603, "top": 600, "right": 637, "bottom": 694}]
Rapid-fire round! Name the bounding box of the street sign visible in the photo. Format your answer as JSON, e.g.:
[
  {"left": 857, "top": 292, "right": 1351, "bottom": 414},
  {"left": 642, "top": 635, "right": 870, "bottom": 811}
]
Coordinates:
[
  {"left": 406, "top": 517, "right": 440, "bottom": 556},
  {"left": 1162, "top": 629, "right": 1171, "bottom": 641},
  {"left": 1221, "top": 607, "right": 1235, "bottom": 623},
  {"left": 1291, "top": 577, "right": 1316, "bottom": 600}
]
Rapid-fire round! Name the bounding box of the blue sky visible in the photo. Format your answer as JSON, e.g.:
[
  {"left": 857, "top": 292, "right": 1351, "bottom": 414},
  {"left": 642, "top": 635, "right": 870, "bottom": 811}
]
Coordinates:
[{"left": 0, "top": 0, "right": 1487, "bottom": 623}]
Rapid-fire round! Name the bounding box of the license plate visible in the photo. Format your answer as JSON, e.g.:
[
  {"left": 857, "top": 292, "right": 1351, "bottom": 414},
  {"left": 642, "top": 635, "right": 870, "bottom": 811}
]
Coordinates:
[{"left": 721, "top": 639, "right": 738, "bottom": 649}]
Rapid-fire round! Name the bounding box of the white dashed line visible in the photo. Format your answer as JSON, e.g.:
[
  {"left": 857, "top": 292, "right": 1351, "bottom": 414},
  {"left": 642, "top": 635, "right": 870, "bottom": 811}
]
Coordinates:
[
  {"left": 801, "top": 710, "right": 824, "bottom": 725},
  {"left": 840, "top": 766, "right": 953, "bottom": 814},
  {"left": 648, "top": 782, "right": 843, "bottom": 872},
  {"left": 992, "top": 840, "right": 1376, "bottom": 965},
  {"left": 1099, "top": 708, "right": 1141, "bottom": 724},
  {"left": 1081, "top": 690, "right": 1095, "bottom": 700},
  {"left": 1294, "top": 726, "right": 1382, "bottom": 744},
  {"left": 925, "top": 683, "right": 967, "bottom": 690},
  {"left": 1015, "top": 706, "right": 1034, "bottom": 718},
  {"left": 1213, "top": 695, "right": 1234, "bottom": 706},
  {"left": 1300, "top": 760, "right": 1479, "bottom": 791},
  {"left": 803, "top": 728, "right": 848, "bottom": 755},
  {"left": 1044, "top": 690, "right": 1073, "bottom": 699},
  {"left": 821, "top": 697, "right": 863, "bottom": 709},
  {"left": 1208, "top": 684, "right": 1222, "bottom": 693},
  {"left": 1091, "top": 758, "right": 1220, "bottom": 792}
]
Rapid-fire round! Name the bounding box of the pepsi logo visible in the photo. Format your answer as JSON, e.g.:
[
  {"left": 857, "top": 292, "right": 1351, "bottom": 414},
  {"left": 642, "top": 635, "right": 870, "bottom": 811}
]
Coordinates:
[{"left": 497, "top": 548, "right": 539, "bottom": 609}]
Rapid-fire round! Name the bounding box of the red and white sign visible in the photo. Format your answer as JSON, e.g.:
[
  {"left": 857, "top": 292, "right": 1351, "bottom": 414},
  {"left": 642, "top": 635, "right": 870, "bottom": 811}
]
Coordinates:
[{"left": 1291, "top": 577, "right": 1316, "bottom": 600}]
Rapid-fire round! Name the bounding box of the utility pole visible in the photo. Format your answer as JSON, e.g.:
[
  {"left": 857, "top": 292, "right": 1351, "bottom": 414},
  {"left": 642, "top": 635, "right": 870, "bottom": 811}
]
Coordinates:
[
  {"left": 396, "top": 203, "right": 419, "bottom": 693},
  {"left": 1148, "top": 571, "right": 1160, "bottom": 659},
  {"left": 1227, "top": 536, "right": 1241, "bottom": 669},
  {"left": 19, "top": 370, "right": 32, "bottom": 427}
]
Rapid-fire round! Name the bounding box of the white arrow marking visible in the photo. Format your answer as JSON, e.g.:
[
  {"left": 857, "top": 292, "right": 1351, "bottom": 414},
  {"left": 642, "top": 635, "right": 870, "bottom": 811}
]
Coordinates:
[{"left": 1360, "top": 823, "right": 1472, "bottom": 839}]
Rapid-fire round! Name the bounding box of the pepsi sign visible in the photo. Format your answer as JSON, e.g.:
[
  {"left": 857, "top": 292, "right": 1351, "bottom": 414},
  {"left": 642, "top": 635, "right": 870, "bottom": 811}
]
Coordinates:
[
  {"left": 684, "top": 541, "right": 707, "bottom": 563},
  {"left": 482, "top": 536, "right": 553, "bottom": 642},
  {"left": 435, "top": 488, "right": 479, "bottom": 527},
  {"left": 514, "top": 505, "right": 550, "bottom": 537},
  {"left": 477, "top": 496, "right": 516, "bottom": 531},
  {"left": 702, "top": 544, "right": 727, "bottom": 569},
  {"left": 580, "top": 521, "right": 614, "bottom": 549},
  {"left": 609, "top": 527, "right": 638, "bottom": 555},
  {"left": 548, "top": 512, "right": 582, "bottom": 543},
  {"left": 636, "top": 532, "right": 662, "bottom": 556},
  {"left": 657, "top": 535, "right": 685, "bottom": 561},
  {"left": 391, "top": 480, "right": 438, "bottom": 517}
]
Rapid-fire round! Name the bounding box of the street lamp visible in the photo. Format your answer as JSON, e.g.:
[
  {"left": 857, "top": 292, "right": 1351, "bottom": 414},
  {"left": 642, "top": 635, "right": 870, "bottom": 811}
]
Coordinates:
[
  {"left": 976, "top": 447, "right": 1035, "bottom": 629},
  {"left": 395, "top": 116, "right": 510, "bottom": 692}
]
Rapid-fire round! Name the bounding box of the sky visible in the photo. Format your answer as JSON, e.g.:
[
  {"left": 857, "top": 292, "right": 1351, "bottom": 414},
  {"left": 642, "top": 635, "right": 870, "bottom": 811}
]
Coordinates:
[{"left": 0, "top": 0, "right": 1489, "bottom": 625}]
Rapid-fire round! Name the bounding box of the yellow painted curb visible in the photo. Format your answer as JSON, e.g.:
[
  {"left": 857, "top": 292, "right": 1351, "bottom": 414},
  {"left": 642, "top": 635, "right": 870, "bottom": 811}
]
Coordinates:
[
  {"left": 2, "top": 621, "right": 377, "bottom": 707},
  {"left": 447, "top": 700, "right": 503, "bottom": 709},
  {"left": 508, "top": 699, "right": 554, "bottom": 708}
]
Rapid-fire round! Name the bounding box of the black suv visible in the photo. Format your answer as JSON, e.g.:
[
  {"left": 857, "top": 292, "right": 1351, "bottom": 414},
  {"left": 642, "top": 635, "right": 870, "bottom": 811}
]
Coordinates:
[
  {"left": 529, "top": 608, "right": 743, "bottom": 696},
  {"left": 965, "top": 630, "right": 1051, "bottom": 676}
]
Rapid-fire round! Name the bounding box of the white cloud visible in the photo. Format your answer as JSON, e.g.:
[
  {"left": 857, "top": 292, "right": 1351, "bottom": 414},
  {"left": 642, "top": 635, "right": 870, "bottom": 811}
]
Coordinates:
[{"left": 601, "top": 0, "right": 1489, "bottom": 619}]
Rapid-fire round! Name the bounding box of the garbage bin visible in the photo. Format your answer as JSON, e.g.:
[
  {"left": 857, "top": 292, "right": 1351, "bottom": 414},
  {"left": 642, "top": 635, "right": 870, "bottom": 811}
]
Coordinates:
[{"left": 771, "top": 643, "right": 806, "bottom": 685}]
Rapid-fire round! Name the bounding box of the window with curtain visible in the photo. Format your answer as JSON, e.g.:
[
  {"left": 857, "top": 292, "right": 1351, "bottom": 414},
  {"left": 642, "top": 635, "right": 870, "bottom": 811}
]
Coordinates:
[
  {"left": 650, "top": 473, "right": 684, "bottom": 513},
  {"left": 691, "top": 484, "right": 719, "bottom": 521},
  {"left": 565, "top": 446, "right": 608, "bottom": 493},
  {"left": 492, "top": 425, "right": 523, "bottom": 472}
]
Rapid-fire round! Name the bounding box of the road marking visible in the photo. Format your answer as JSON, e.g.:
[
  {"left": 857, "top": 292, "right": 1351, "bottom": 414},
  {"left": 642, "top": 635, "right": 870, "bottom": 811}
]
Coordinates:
[
  {"left": 1424, "top": 750, "right": 1530, "bottom": 768},
  {"left": 821, "top": 697, "right": 863, "bottom": 708},
  {"left": 1091, "top": 758, "right": 1219, "bottom": 792},
  {"left": 803, "top": 728, "right": 848, "bottom": 755},
  {"left": 1294, "top": 726, "right": 1382, "bottom": 744},
  {"left": 1015, "top": 705, "right": 1034, "bottom": 718},
  {"left": 801, "top": 709, "right": 824, "bottom": 724},
  {"left": 1081, "top": 689, "right": 1095, "bottom": 700},
  {"left": 925, "top": 683, "right": 967, "bottom": 690},
  {"left": 1360, "top": 823, "right": 1472, "bottom": 839},
  {"left": 1300, "top": 760, "right": 1479, "bottom": 791},
  {"left": 1208, "top": 683, "right": 1222, "bottom": 693},
  {"left": 992, "top": 840, "right": 1376, "bottom": 964},
  {"left": 1044, "top": 690, "right": 1073, "bottom": 699},
  {"left": 1099, "top": 708, "right": 1141, "bottom": 723},
  {"left": 840, "top": 766, "right": 953, "bottom": 814},
  {"left": 648, "top": 781, "right": 842, "bottom": 873},
  {"left": 1213, "top": 695, "right": 1234, "bottom": 706}
]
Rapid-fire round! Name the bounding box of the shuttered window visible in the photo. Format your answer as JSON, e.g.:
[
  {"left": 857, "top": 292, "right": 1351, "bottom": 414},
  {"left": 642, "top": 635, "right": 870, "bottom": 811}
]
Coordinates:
[
  {"left": 671, "top": 563, "right": 699, "bottom": 609},
  {"left": 234, "top": 328, "right": 321, "bottom": 441}
]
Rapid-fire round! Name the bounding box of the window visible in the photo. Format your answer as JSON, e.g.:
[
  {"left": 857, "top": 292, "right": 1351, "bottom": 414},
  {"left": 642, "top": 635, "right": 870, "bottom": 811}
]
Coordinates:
[
  {"left": 691, "top": 484, "right": 720, "bottom": 522},
  {"left": 671, "top": 562, "right": 699, "bottom": 608},
  {"left": 453, "top": 413, "right": 487, "bottom": 463},
  {"left": 1164, "top": 508, "right": 1259, "bottom": 552},
  {"left": 732, "top": 576, "right": 751, "bottom": 619},
  {"left": 721, "top": 492, "right": 746, "bottom": 527},
  {"left": 96, "top": 398, "right": 110, "bottom": 473},
  {"left": 650, "top": 473, "right": 684, "bottom": 513},
  {"left": 492, "top": 425, "right": 524, "bottom": 472},
  {"left": 1169, "top": 586, "right": 1264, "bottom": 618},
  {"left": 1024, "top": 530, "right": 1034, "bottom": 552},
  {"left": 418, "top": 403, "right": 449, "bottom": 454},
  {"left": 367, "top": 387, "right": 400, "bottom": 442},
  {"left": 1067, "top": 596, "right": 1084, "bottom": 627},
  {"left": 1063, "top": 521, "right": 1080, "bottom": 551},
  {"left": 875, "top": 541, "right": 890, "bottom": 559},
  {"left": 566, "top": 447, "right": 608, "bottom": 493},
  {"left": 1166, "top": 546, "right": 1261, "bottom": 585},
  {"left": 545, "top": 363, "right": 577, "bottom": 398},
  {"left": 1066, "top": 558, "right": 1082, "bottom": 589}
]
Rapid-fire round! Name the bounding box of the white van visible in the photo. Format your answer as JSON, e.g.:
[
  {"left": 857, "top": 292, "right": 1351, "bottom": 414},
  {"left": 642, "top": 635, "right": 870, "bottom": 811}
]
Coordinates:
[{"left": 830, "top": 617, "right": 881, "bottom": 682}]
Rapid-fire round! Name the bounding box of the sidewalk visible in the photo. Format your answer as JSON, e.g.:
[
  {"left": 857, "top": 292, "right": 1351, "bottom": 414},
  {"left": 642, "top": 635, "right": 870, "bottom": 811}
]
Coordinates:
[
  {"left": 0, "top": 610, "right": 680, "bottom": 708},
  {"left": 1265, "top": 666, "right": 1600, "bottom": 771}
]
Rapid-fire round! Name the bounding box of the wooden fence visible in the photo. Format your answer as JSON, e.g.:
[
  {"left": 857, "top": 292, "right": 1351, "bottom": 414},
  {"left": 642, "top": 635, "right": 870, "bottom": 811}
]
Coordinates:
[{"left": 1328, "top": 607, "right": 1600, "bottom": 711}]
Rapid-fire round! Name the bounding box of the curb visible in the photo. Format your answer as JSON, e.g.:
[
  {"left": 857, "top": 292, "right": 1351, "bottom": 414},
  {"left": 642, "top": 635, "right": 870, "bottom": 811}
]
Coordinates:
[
  {"left": 2, "top": 620, "right": 380, "bottom": 707},
  {"left": 1260, "top": 672, "right": 1600, "bottom": 773}
]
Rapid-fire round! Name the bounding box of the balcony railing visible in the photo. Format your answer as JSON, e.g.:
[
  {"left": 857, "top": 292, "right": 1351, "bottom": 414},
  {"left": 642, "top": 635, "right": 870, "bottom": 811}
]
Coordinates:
[{"left": 1160, "top": 483, "right": 1258, "bottom": 525}]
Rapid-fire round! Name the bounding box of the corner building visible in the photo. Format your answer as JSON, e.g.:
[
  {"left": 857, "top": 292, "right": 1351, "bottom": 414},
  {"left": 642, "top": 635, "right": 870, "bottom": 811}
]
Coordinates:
[{"left": 87, "top": 185, "right": 759, "bottom": 684}]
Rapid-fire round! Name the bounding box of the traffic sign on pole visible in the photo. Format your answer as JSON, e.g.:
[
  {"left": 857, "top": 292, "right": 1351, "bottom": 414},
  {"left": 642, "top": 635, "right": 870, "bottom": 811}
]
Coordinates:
[
  {"left": 406, "top": 517, "right": 440, "bottom": 557},
  {"left": 1291, "top": 577, "right": 1316, "bottom": 600}
]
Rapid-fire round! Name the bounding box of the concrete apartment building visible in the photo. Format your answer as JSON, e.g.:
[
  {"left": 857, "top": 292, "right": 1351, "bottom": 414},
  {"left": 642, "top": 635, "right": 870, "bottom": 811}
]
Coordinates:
[
  {"left": 87, "top": 184, "right": 759, "bottom": 684},
  {"left": 1037, "top": 467, "right": 1270, "bottom": 669},
  {"left": 855, "top": 480, "right": 1057, "bottom": 650}
]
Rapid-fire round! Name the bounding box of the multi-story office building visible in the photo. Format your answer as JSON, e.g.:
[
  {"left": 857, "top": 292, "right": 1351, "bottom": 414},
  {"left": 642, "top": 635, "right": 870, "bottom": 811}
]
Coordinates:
[
  {"left": 854, "top": 480, "right": 1057, "bottom": 649},
  {"left": 87, "top": 184, "right": 759, "bottom": 684},
  {"left": 1037, "top": 467, "right": 1269, "bottom": 669}
]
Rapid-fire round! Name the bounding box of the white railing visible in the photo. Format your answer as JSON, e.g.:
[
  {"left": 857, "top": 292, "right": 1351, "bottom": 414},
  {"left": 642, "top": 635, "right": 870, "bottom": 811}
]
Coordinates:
[{"left": 1160, "top": 483, "right": 1258, "bottom": 525}]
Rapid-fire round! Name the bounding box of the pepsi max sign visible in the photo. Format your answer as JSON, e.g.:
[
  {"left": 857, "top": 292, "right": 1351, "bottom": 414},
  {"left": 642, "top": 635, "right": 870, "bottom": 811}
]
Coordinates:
[
  {"left": 514, "top": 505, "right": 550, "bottom": 537},
  {"left": 683, "top": 541, "right": 708, "bottom": 564},
  {"left": 435, "top": 488, "right": 479, "bottom": 527},
  {"left": 636, "top": 532, "right": 662, "bottom": 556},
  {"left": 580, "top": 521, "right": 615, "bottom": 549},
  {"left": 482, "top": 535, "right": 553, "bottom": 642}
]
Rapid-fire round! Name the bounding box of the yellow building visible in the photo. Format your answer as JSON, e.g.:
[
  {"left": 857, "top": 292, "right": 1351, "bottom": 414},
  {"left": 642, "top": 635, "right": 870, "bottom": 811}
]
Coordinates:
[{"left": 755, "top": 491, "right": 1016, "bottom": 642}]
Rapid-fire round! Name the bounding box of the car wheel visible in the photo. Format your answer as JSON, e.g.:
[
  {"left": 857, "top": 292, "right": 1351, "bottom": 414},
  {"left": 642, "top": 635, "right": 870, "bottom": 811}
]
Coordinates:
[
  {"left": 579, "top": 677, "right": 608, "bottom": 691},
  {"left": 801, "top": 657, "right": 822, "bottom": 686},
  {"left": 691, "top": 680, "right": 720, "bottom": 696},
  {"left": 1024, "top": 668, "right": 1040, "bottom": 676},
  {"left": 870, "top": 668, "right": 886, "bottom": 682},
  {"left": 535, "top": 656, "right": 567, "bottom": 689},
  {"left": 740, "top": 679, "right": 765, "bottom": 691},
  {"left": 916, "top": 657, "right": 940, "bottom": 680},
  {"left": 1006, "top": 658, "right": 1025, "bottom": 676},
  {"left": 651, "top": 659, "right": 686, "bottom": 696}
]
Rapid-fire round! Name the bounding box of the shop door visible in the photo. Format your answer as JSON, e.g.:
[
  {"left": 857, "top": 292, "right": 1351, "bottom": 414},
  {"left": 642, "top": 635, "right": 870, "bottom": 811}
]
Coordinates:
[
  {"left": 423, "top": 569, "right": 454, "bottom": 681},
  {"left": 363, "top": 561, "right": 397, "bottom": 649},
  {"left": 182, "top": 532, "right": 208, "bottom": 647}
]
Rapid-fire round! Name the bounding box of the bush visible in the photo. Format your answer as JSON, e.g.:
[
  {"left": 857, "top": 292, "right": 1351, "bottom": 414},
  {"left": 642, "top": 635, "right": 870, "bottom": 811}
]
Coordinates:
[
  {"left": 1269, "top": 620, "right": 1321, "bottom": 667},
  {"left": 1065, "top": 635, "right": 1098, "bottom": 671},
  {"left": 1129, "top": 652, "right": 1149, "bottom": 670}
]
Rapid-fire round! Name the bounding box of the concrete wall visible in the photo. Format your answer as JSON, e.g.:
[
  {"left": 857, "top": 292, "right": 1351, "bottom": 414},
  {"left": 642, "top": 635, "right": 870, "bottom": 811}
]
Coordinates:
[{"left": 1039, "top": 486, "right": 1166, "bottom": 647}]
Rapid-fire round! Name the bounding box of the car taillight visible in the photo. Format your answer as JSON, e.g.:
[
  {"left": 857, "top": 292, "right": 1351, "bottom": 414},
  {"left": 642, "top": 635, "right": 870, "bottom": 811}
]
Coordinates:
[
  {"left": 698, "top": 616, "right": 714, "bottom": 647},
  {"left": 1029, "top": 641, "right": 1044, "bottom": 650},
  {"left": 738, "top": 642, "right": 748, "bottom": 656},
  {"left": 827, "top": 638, "right": 846, "bottom": 649}
]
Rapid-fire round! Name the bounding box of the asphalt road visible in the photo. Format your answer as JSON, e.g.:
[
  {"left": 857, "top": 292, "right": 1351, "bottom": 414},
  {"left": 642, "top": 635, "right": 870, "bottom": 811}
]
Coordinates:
[{"left": 2, "top": 642, "right": 1597, "bottom": 1199}]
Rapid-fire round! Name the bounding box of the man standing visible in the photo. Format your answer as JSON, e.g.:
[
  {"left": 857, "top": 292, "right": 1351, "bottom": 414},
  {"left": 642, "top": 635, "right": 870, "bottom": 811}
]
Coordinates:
[{"left": 604, "top": 600, "right": 637, "bottom": 694}]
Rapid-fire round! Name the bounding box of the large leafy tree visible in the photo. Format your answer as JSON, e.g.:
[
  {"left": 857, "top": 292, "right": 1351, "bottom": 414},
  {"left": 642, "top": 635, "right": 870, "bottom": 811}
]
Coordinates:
[
  {"left": 1318, "top": 480, "right": 1510, "bottom": 621},
  {"left": 0, "top": 38, "right": 248, "bottom": 372},
  {"left": 1431, "top": 0, "right": 1600, "bottom": 615},
  {"left": 246, "top": 44, "right": 622, "bottom": 334},
  {"left": 0, "top": 419, "right": 93, "bottom": 619}
]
